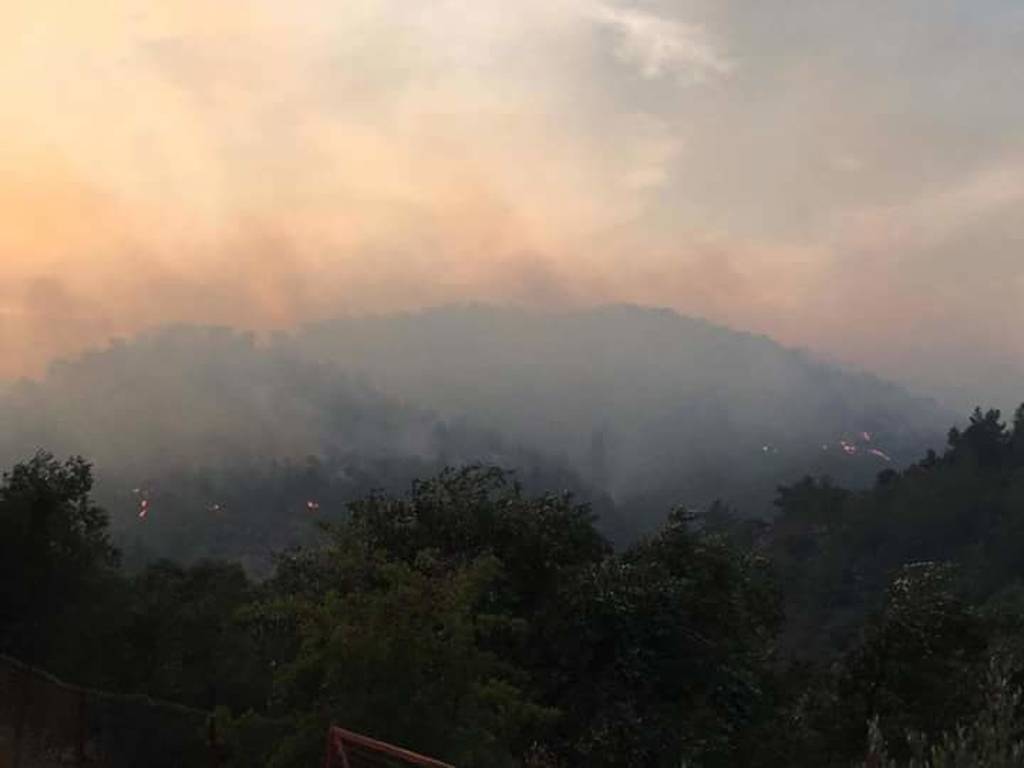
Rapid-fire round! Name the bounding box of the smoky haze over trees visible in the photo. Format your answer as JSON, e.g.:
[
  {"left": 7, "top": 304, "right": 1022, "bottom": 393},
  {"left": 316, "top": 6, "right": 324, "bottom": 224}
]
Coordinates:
[
  {"left": 296, "top": 305, "right": 947, "bottom": 513},
  {"left": 7, "top": 404, "right": 1024, "bottom": 765},
  {"left": 0, "top": 305, "right": 946, "bottom": 565},
  {"left": 0, "top": 323, "right": 583, "bottom": 568},
  {"left": 5, "top": 304, "right": 1024, "bottom": 765},
  {"left": 3, "top": 2, "right": 1022, "bottom": 764}
]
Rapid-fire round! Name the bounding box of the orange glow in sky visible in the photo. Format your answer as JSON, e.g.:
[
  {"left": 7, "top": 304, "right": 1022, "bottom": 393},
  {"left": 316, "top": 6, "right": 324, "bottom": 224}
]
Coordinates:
[{"left": 2, "top": 0, "right": 1022, "bottom": 407}]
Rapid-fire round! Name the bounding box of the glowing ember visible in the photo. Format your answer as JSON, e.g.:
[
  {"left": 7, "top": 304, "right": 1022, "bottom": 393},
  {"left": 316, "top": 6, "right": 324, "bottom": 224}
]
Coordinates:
[
  {"left": 306, "top": 500, "right": 320, "bottom": 511},
  {"left": 869, "top": 448, "right": 893, "bottom": 462},
  {"left": 138, "top": 498, "right": 150, "bottom": 519}
]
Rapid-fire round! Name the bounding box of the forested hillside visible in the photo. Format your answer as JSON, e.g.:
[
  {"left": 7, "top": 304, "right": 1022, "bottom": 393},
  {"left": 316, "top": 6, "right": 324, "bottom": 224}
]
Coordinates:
[
  {"left": 0, "top": 327, "right": 590, "bottom": 568},
  {"left": 297, "top": 305, "right": 946, "bottom": 523},
  {"left": 5, "top": 0, "right": 1020, "bottom": 764},
  {"left": 0, "top": 306, "right": 949, "bottom": 566},
  {"left": 4, "top": 404, "right": 1024, "bottom": 765}
]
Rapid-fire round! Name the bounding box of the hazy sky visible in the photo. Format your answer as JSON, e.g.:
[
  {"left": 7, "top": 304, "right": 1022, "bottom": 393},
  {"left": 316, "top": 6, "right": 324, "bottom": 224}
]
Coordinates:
[{"left": 2, "top": 0, "right": 1022, "bottom": 409}]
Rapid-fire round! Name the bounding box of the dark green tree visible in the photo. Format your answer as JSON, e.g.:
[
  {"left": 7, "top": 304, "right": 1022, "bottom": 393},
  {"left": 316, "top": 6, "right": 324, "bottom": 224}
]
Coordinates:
[
  {"left": 119, "top": 559, "right": 267, "bottom": 712},
  {"left": 825, "top": 563, "right": 989, "bottom": 763},
  {"left": 256, "top": 538, "right": 553, "bottom": 767},
  {"left": 251, "top": 467, "right": 595, "bottom": 767},
  {"left": 540, "top": 508, "right": 782, "bottom": 767},
  {"left": 0, "top": 452, "right": 121, "bottom": 675}
]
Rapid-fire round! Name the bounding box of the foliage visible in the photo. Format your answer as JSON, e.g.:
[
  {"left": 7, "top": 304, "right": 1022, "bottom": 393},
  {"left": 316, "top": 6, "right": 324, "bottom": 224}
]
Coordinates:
[
  {"left": 765, "top": 405, "right": 1024, "bottom": 765},
  {"left": 0, "top": 452, "right": 120, "bottom": 671},
  {"left": 265, "top": 550, "right": 551, "bottom": 767},
  {"left": 255, "top": 466, "right": 605, "bottom": 766},
  {"left": 541, "top": 509, "right": 781, "bottom": 766},
  {"left": 861, "top": 663, "right": 1024, "bottom": 767},
  {"left": 827, "top": 563, "right": 990, "bottom": 762},
  {"left": 9, "top": 403, "right": 1024, "bottom": 766},
  {"left": 118, "top": 559, "right": 268, "bottom": 711}
]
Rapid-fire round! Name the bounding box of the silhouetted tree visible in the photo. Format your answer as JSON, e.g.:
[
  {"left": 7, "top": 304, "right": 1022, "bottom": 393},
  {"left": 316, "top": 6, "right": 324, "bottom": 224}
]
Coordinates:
[{"left": 0, "top": 452, "right": 120, "bottom": 671}]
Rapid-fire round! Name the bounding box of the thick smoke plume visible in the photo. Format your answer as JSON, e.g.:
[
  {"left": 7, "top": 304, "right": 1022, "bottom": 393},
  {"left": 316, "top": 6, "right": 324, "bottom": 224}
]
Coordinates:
[{"left": 2, "top": 0, "right": 1023, "bottom": 407}]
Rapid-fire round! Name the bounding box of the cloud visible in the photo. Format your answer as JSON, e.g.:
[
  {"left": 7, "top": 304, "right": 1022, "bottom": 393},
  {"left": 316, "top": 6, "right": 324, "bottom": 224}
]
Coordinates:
[{"left": 588, "top": 2, "right": 733, "bottom": 82}]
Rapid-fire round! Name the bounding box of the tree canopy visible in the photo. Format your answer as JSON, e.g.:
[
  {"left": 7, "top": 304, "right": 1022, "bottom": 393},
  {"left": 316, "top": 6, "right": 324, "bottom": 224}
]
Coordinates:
[{"left": 7, "top": 404, "right": 1024, "bottom": 765}]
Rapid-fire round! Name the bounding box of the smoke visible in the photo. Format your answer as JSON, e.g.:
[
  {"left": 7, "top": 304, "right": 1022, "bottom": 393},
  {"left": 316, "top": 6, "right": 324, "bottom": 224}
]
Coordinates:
[
  {"left": 2, "top": 0, "right": 1022, "bottom": 408},
  {"left": 0, "top": 1, "right": 698, "bottom": 372}
]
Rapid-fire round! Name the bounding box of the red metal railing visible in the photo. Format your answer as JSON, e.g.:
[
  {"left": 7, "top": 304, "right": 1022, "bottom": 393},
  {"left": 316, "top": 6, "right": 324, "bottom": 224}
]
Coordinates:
[{"left": 323, "top": 726, "right": 455, "bottom": 768}]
